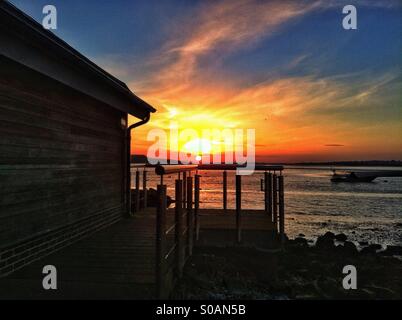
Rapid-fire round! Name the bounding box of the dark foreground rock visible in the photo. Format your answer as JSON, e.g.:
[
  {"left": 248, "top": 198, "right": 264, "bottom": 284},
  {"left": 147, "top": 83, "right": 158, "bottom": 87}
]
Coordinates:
[
  {"left": 381, "top": 246, "right": 402, "bottom": 256},
  {"left": 294, "top": 237, "right": 308, "bottom": 246},
  {"left": 173, "top": 236, "right": 402, "bottom": 300},
  {"left": 335, "top": 233, "right": 347, "bottom": 242},
  {"left": 315, "top": 232, "right": 335, "bottom": 250},
  {"left": 361, "top": 244, "right": 381, "bottom": 255},
  {"left": 343, "top": 241, "right": 358, "bottom": 255}
]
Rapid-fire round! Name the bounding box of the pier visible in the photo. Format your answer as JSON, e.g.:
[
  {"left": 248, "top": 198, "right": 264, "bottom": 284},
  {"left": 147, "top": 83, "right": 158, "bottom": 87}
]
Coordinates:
[{"left": 0, "top": 165, "right": 285, "bottom": 299}]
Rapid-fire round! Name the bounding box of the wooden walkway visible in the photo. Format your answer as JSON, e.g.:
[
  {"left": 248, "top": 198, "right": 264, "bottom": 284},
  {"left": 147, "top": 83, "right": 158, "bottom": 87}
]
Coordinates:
[
  {"left": 0, "top": 208, "right": 275, "bottom": 300},
  {"left": 197, "top": 209, "right": 277, "bottom": 247}
]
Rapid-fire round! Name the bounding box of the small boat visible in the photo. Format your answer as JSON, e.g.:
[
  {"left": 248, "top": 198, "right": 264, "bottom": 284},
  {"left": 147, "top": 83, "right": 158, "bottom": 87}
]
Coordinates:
[
  {"left": 331, "top": 170, "right": 377, "bottom": 182},
  {"left": 330, "top": 169, "right": 402, "bottom": 183}
]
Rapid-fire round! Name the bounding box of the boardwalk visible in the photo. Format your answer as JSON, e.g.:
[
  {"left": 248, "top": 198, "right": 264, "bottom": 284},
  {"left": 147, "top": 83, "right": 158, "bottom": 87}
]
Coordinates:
[{"left": 0, "top": 208, "right": 275, "bottom": 300}]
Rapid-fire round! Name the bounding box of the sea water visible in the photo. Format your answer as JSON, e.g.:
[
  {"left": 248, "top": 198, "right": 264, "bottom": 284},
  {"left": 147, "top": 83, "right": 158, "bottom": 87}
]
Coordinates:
[{"left": 144, "top": 166, "right": 402, "bottom": 246}]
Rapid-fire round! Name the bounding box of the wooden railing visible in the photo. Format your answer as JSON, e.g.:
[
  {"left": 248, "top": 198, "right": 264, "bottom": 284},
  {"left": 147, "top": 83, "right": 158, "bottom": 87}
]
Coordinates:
[
  {"left": 198, "top": 165, "right": 285, "bottom": 242},
  {"left": 262, "top": 171, "right": 285, "bottom": 243},
  {"left": 154, "top": 165, "right": 199, "bottom": 298},
  {"left": 147, "top": 164, "right": 285, "bottom": 297}
]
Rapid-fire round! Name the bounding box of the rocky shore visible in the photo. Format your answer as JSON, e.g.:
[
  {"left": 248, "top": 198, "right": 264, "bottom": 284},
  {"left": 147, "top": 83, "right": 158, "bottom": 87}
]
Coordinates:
[{"left": 173, "top": 232, "right": 402, "bottom": 299}]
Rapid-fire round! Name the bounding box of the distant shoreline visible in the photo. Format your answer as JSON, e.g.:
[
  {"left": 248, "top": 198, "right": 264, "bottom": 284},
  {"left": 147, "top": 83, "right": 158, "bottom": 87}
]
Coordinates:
[
  {"left": 132, "top": 155, "right": 402, "bottom": 167},
  {"left": 264, "top": 160, "right": 402, "bottom": 167}
]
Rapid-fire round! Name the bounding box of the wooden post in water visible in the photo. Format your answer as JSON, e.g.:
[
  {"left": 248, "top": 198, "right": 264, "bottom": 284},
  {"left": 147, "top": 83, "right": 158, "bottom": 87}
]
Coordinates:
[
  {"left": 273, "top": 173, "right": 278, "bottom": 233},
  {"left": 223, "top": 170, "right": 227, "bottom": 211},
  {"left": 264, "top": 171, "right": 268, "bottom": 212},
  {"left": 268, "top": 173, "right": 273, "bottom": 222},
  {"left": 278, "top": 175, "right": 285, "bottom": 244},
  {"left": 143, "top": 170, "right": 147, "bottom": 209},
  {"left": 186, "top": 176, "right": 193, "bottom": 256},
  {"left": 156, "top": 184, "right": 167, "bottom": 298},
  {"left": 194, "top": 174, "right": 200, "bottom": 240},
  {"left": 182, "top": 172, "right": 187, "bottom": 204},
  {"left": 175, "top": 179, "right": 184, "bottom": 278},
  {"left": 135, "top": 170, "right": 140, "bottom": 213},
  {"left": 235, "top": 174, "right": 242, "bottom": 243}
]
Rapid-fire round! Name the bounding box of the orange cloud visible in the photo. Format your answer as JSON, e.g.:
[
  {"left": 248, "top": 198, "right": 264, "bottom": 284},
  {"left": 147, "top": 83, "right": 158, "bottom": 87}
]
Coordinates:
[{"left": 124, "top": 0, "right": 402, "bottom": 162}]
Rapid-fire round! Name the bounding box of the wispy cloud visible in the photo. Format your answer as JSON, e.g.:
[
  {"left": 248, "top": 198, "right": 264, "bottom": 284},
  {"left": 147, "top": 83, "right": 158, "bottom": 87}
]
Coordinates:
[{"left": 132, "top": 0, "right": 321, "bottom": 95}]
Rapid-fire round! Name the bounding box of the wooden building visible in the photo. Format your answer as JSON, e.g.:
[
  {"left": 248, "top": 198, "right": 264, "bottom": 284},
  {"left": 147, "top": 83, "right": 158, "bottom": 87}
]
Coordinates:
[{"left": 0, "top": 2, "right": 155, "bottom": 277}]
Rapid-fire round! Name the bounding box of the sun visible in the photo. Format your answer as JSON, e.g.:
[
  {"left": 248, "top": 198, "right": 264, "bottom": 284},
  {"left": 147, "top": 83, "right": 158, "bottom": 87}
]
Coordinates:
[{"left": 182, "top": 138, "right": 212, "bottom": 155}]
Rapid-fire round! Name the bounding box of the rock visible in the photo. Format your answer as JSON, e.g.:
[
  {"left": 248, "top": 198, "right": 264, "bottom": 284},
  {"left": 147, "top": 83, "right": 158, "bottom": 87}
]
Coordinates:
[
  {"left": 315, "top": 237, "right": 333, "bottom": 250},
  {"left": 315, "top": 232, "right": 335, "bottom": 250},
  {"left": 335, "top": 233, "right": 347, "bottom": 242},
  {"left": 287, "top": 237, "right": 308, "bottom": 248},
  {"left": 342, "top": 241, "right": 358, "bottom": 255},
  {"left": 382, "top": 245, "right": 402, "bottom": 256},
  {"left": 323, "top": 232, "right": 336, "bottom": 240},
  {"left": 294, "top": 237, "right": 308, "bottom": 246},
  {"left": 369, "top": 244, "right": 382, "bottom": 250},
  {"left": 360, "top": 245, "right": 377, "bottom": 255},
  {"left": 298, "top": 233, "right": 305, "bottom": 237}
]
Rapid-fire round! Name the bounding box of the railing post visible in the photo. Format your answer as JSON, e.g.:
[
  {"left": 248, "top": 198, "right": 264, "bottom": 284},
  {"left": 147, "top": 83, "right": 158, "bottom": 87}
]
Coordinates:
[
  {"left": 278, "top": 175, "right": 285, "bottom": 244},
  {"left": 235, "top": 174, "right": 242, "bottom": 243},
  {"left": 186, "top": 176, "right": 193, "bottom": 256},
  {"left": 182, "top": 172, "right": 187, "bottom": 204},
  {"left": 194, "top": 174, "right": 200, "bottom": 241},
  {"left": 267, "top": 173, "right": 273, "bottom": 222},
  {"left": 264, "top": 171, "right": 268, "bottom": 211},
  {"left": 135, "top": 170, "right": 140, "bottom": 213},
  {"left": 156, "top": 184, "right": 167, "bottom": 298},
  {"left": 223, "top": 170, "right": 227, "bottom": 211},
  {"left": 175, "top": 179, "right": 184, "bottom": 278},
  {"left": 273, "top": 173, "right": 278, "bottom": 233},
  {"left": 143, "top": 170, "right": 147, "bottom": 209}
]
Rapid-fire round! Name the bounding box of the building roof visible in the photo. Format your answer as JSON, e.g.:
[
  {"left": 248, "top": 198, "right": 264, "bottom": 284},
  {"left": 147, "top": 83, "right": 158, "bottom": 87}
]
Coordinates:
[{"left": 0, "top": 1, "right": 156, "bottom": 119}]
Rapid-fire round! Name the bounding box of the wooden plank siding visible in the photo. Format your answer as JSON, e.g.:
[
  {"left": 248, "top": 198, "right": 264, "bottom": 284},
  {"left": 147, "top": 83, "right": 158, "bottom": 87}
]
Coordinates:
[{"left": 0, "top": 57, "right": 128, "bottom": 275}]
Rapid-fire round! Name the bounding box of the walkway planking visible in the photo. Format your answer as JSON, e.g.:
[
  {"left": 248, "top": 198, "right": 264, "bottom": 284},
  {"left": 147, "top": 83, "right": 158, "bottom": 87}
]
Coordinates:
[
  {"left": 0, "top": 208, "right": 275, "bottom": 299},
  {"left": 197, "top": 209, "right": 277, "bottom": 247},
  {"left": 198, "top": 209, "right": 275, "bottom": 230}
]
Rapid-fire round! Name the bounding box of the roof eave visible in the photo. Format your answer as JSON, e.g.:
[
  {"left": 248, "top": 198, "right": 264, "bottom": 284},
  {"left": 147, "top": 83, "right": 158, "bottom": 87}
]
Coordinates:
[{"left": 0, "top": 1, "right": 156, "bottom": 118}]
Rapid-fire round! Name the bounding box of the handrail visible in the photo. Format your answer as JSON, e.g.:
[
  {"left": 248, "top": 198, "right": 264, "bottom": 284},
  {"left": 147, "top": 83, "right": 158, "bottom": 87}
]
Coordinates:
[
  {"left": 164, "top": 242, "right": 177, "bottom": 261},
  {"left": 135, "top": 163, "right": 284, "bottom": 172},
  {"left": 155, "top": 164, "right": 198, "bottom": 175},
  {"left": 155, "top": 166, "right": 286, "bottom": 298},
  {"left": 165, "top": 223, "right": 176, "bottom": 236},
  {"left": 130, "top": 163, "right": 148, "bottom": 168},
  {"left": 197, "top": 164, "right": 284, "bottom": 171},
  {"left": 156, "top": 175, "right": 198, "bottom": 297}
]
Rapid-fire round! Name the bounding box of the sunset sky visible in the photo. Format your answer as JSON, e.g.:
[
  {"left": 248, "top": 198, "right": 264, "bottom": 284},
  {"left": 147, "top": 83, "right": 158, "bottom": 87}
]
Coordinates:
[{"left": 11, "top": 0, "right": 402, "bottom": 163}]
